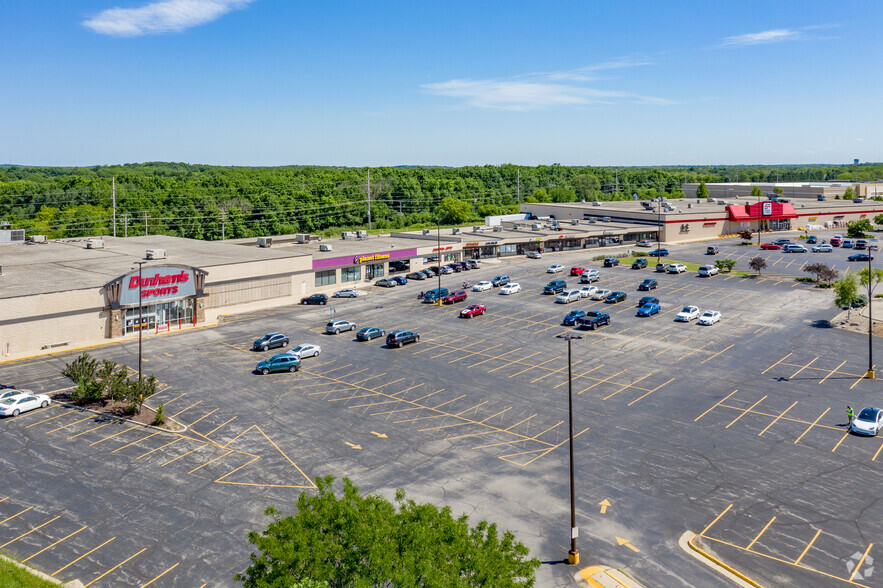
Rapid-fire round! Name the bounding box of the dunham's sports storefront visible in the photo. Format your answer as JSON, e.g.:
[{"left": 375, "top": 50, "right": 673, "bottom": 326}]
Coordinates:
[{"left": 104, "top": 264, "right": 208, "bottom": 337}]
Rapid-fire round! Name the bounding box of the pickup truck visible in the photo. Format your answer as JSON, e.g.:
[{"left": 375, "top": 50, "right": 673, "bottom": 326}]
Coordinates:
[{"left": 578, "top": 311, "right": 611, "bottom": 330}]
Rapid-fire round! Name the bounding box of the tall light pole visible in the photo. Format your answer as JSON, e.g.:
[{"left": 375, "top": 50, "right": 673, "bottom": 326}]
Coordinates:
[
  {"left": 867, "top": 251, "right": 875, "bottom": 379},
  {"left": 436, "top": 219, "right": 443, "bottom": 306},
  {"left": 133, "top": 261, "right": 145, "bottom": 381},
  {"left": 656, "top": 198, "right": 662, "bottom": 263},
  {"left": 556, "top": 332, "right": 582, "bottom": 565}
]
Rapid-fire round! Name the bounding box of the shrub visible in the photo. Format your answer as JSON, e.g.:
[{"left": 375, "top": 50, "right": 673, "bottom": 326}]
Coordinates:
[
  {"left": 152, "top": 403, "right": 165, "bottom": 426},
  {"left": 632, "top": 251, "right": 647, "bottom": 257}
]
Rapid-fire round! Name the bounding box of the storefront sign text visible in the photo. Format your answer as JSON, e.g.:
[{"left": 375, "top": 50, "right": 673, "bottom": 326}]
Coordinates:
[
  {"left": 762, "top": 202, "right": 773, "bottom": 216},
  {"left": 118, "top": 266, "right": 197, "bottom": 306},
  {"left": 353, "top": 253, "right": 390, "bottom": 264},
  {"left": 129, "top": 270, "right": 190, "bottom": 298}
]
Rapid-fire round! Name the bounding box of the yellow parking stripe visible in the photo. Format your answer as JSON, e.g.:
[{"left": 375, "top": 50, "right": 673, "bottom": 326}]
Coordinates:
[
  {"left": 51, "top": 537, "right": 116, "bottom": 577},
  {"left": 0, "top": 516, "right": 61, "bottom": 549},
  {"left": 22, "top": 525, "right": 87, "bottom": 563},
  {"left": 83, "top": 548, "right": 146, "bottom": 587}
]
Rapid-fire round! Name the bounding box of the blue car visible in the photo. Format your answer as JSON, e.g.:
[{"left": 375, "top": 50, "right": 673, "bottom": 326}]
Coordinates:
[
  {"left": 562, "top": 310, "right": 587, "bottom": 326},
  {"left": 256, "top": 354, "right": 301, "bottom": 375},
  {"left": 392, "top": 275, "right": 408, "bottom": 285},
  {"left": 637, "top": 303, "right": 661, "bottom": 317},
  {"left": 648, "top": 248, "right": 669, "bottom": 257}
]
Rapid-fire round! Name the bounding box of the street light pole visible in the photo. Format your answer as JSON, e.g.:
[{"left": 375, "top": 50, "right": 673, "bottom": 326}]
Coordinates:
[
  {"left": 436, "top": 219, "right": 443, "bottom": 306},
  {"left": 656, "top": 198, "right": 662, "bottom": 263},
  {"left": 133, "top": 261, "right": 145, "bottom": 382},
  {"left": 868, "top": 253, "right": 875, "bottom": 379},
  {"left": 556, "top": 332, "right": 582, "bottom": 565}
]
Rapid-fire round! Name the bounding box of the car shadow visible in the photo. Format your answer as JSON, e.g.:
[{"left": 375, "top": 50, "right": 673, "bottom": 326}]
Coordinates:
[{"left": 811, "top": 319, "right": 834, "bottom": 328}]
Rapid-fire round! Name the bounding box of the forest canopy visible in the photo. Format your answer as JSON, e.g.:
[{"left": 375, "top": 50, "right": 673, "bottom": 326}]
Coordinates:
[{"left": 0, "top": 162, "right": 879, "bottom": 240}]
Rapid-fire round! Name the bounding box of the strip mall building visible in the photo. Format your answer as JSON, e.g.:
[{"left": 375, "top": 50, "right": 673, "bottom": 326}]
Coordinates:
[{"left": 2, "top": 181, "right": 882, "bottom": 359}]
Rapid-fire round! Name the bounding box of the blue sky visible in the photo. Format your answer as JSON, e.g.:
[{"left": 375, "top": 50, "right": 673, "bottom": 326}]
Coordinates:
[{"left": 3, "top": 0, "right": 881, "bottom": 167}]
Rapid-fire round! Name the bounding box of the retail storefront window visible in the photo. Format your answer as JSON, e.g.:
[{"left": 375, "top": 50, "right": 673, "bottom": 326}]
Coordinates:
[
  {"left": 123, "top": 299, "right": 194, "bottom": 335},
  {"left": 365, "top": 263, "right": 385, "bottom": 280},
  {"left": 315, "top": 270, "right": 336, "bottom": 287},
  {"left": 341, "top": 266, "right": 361, "bottom": 282},
  {"left": 500, "top": 244, "right": 518, "bottom": 256}
]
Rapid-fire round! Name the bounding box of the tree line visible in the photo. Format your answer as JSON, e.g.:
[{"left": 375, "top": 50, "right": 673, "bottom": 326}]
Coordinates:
[{"left": 0, "top": 162, "right": 880, "bottom": 240}]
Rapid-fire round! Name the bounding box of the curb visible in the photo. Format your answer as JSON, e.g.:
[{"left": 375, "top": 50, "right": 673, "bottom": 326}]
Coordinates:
[
  {"left": 0, "top": 552, "right": 84, "bottom": 587},
  {"left": 679, "top": 531, "right": 762, "bottom": 588},
  {"left": 50, "top": 387, "right": 187, "bottom": 435}
]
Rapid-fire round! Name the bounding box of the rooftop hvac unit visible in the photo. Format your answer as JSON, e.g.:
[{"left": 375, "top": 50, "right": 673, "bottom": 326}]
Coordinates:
[
  {"left": 592, "top": 201, "right": 602, "bottom": 206},
  {"left": 493, "top": 225, "right": 503, "bottom": 232},
  {"left": 30, "top": 235, "right": 47, "bottom": 243},
  {"left": 708, "top": 198, "right": 716, "bottom": 203},
  {"left": 513, "top": 223, "right": 521, "bottom": 229},
  {"left": 473, "top": 226, "right": 481, "bottom": 232},
  {"left": 571, "top": 219, "right": 579, "bottom": 225},
  {"left": 452, "top": 228, "right": 461, "bottom": 235},
  {"left": 341, "top": 232, "right": 355, "bottom": 240},
  {"left": 422, "top": 229, "right": 430, "bottom": 235},
  {"left": 717, "top": 200, "right": 727, "bottom": 205},
  {"left": 294, "top": 233, "right": 309, "bottom": 244},
  {"left": 257, "top": 237, "right": 273, "bottom": 247},
  {"left": 146, "top": 248, "right": 167, "bottom": 260},
  {"left": 319, "top": 243, "right": 333, "bottom": 252},
  {"left": 356, "top": 230, "right": 367, "bottom": 238},
  {"left": 86, "top": 239, "right": 105, "bottom": 249},
  {"left": 687, "top": 203, "right": 693, "bottom": 208},
  {"left": 532, "top": 223, "right": 542, "bottom": 230}
]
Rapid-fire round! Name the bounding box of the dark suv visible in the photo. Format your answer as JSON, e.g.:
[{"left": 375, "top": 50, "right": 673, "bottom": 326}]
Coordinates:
[
  {"left": 543, "top": 279, "right": 567, "bottom": 294},
  {"left": 253, "top": 333, "right": 289, "bottom": 351},
  {"left": 301, "top": 294, "right": 328, "bottom": 305},
  {"left": 638, "top": 279, "right": 658, "bottom": 291},
  {"left": 578, "top": 311, "right": 611, "bottom": 330},
  {"left": 603, "top": 258, "right": 620, "bottom": 267},
  {"left": 386, "top": 330, "right": 420, "bottom": 348},
  {"left": 423, "top": 288, "right": 449, "bottom": 302},
  {"left": 631, "top": 258, "right": 648, "bottom": 269}
]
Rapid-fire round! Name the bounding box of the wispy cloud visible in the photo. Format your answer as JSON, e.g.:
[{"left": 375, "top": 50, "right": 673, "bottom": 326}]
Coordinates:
[
  {"left": 422, "top": 60, "right": 671, "bottom": 111},
  {"left": 83, "top": 0, "right": 255, "bottom": 37},
  {"left": 719, "top": 24, "right": 839, "bottom": 47}
]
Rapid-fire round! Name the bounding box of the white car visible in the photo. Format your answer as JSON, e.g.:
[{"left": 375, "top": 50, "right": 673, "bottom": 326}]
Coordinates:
[
  {"left": 667, "top": 264, "right": 687, "bottom": 274},
  {"left": 556, "top": 289, "right": 581, "bottom": 304},
  {"left": 473, "top": 281, "right": 493, "bottom": 292},
  {"left": 698, "top": 265, "right": 719, "bottom": 277},
  {"left": 0, "top": 394, "right": 50, "bottom": 417},
  {"left": 527, "top": 251, "right": 542, "bottom": 259},
  {"left": 675, "top": 306, "right": 700, "bottom": 322},
  {"left": 851, "top": 407, "right": 883, "bottom": 436},
  {"left": 812, "top": 244, "right": 834, "bottom": 253},
  {"left": 547, "top": 265, "right": 565, "bottom": 273},
  {"left": 590, "top": 288, "right": 612, "bottom": 301},
  {"left": 0, "top": 389, "right": 30, "bottom": 402},
  {"left": 580, "top": 270, "right": 600, "bottom": 284},
  {"left": 697, "top": 310, "right": 722, "bottom": 325},
  {"left": 288, "top": 343, "right": 321, "bottom": 358},
  {"left": 499, "top": 283, "right": 521, "bottom": 295},
  {"left": 579, "top": 286, "right": 598, "bottom": 298},
  {"left": 333, "top": 288, "right": 360, "bottom": 298}
]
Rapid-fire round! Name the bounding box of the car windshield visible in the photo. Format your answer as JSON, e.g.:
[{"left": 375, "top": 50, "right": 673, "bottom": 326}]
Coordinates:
[
  {"left": 702, "top": 312, "right": 713, "bottom": 317},
  {"left": 567, "top": 311, "right": 581, "bottom": 316},
  {"left": 681, "top": 307, "right": 693, "bottom": 313},
  {"left": 858, "top": 408, "right": 878, "bottom": 420}
]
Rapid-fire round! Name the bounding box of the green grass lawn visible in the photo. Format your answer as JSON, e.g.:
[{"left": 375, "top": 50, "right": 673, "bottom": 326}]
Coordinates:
[
  {"left": 0, "top": 557, "right": 58, "bottom": 588},
  {"left": 618, "top": 257, "right": 750, "bottom": 277}
]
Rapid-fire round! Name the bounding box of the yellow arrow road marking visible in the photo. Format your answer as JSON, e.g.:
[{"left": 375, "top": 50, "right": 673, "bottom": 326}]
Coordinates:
[
  {"left": 345, "top": 442, "right": 362, "bottom": 449},
  {"left": 371, "top": 431, "right": 387, "bottom": 438},
  {"left": 599, "top": 499, "right": 611, "bottom": 514},
  {"left": 616, "top": 537, "right": 640, "bottom": 552}
]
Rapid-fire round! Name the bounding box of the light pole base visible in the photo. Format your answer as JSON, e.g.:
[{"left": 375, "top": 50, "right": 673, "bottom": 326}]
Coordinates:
[
  {"left": 568, "top": 549, "right": 580, "bottom": 565},
  {"left": 867, "top": 369, "right": 876, "bottom": 380}
]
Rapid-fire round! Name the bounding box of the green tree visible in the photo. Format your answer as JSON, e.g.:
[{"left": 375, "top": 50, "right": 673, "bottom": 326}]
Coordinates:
[
  {"left": 803, "top": 262, "right": 838, "bottom": 283},
  {"left": 874, "top": 214, "right": 883, "bottom": 225},
  {"left": 750, "top": 185, "right": 763, "bottom": 199},
  {"left": 572, "top": 174, "right": 600, "bottom": 201},
  {"left": 773, "top": 187, "right": 784, "bottom": 196},
  {"left": 434, "top": 198, "right": 473, "bottom": 225},
  {"left": 858, "top": 266, "right": 883, "bottom": 298},
  {"left": 834, "top": 274, "right": 860, "bottom": 320},
  {"left": 748, "top": 256, "right": 767, "bottom": 275},
  {"left": 714, "top": 259, "right": 737, "bottom": 273},
  {"left": 696, "top": 181, "right": 709, "bottom": 199},
  {"left": 846, "top": 219, "right": 874, "bottom": 238},
  {"left": 236, "top": 476, "right": 540, "bottom": 588},
  {"left": 844, "top": 186, "right": 855, "bottom": 200},
  {"left": 550, "top": 187, "right": 576, "bottom": 203}
]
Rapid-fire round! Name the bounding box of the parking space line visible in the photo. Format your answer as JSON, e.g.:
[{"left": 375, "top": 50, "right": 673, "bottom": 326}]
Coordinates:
[
  {"left": 141, "top": 562, "right": 180, "bottom": 587},
  {"left": 66, "top": 420, "right": 117, "bottom": 440},
  {"left": 831, "top": 431, "right": 850, "bottom": 453},
  {"left": 136, "top": 438, "right": 183, "bottom": 460},
  {"left": 789, "top": 357, "right": 819, "bottom": 379},
  {"left": 699, "top": 503, "right": 732, "bottom": 536},
  {"left": 602, "top": 373, "right": 652, "bottom": 400},
  {"left": 351, "top": 372, "right": 389, "bottom": 386},
  {"left": 700, "top": 344, "right": 734, "bottom": 364},
  {"left": 746, "top": 516, "right": 776, "bottom": 550},
  {"left": 873, "top": 444, "right": 883, "bottom": 462},
  {"left": 793, "top": 529, "right": 822, "bottom": 566},
  {"left": 578, "top": 369, "right": 627, "bottom": 395},
  {"left": 24, "top": 409, "right": 75, "bottom": 428},
  {"left": 488, "top": 351, "right": 543, "bottom": 373},
  {"left": 758, "top": 401, "right": 798, "bottom": 436},
  {"left": 45, "top": 415, "right": 95, "bottom": 434},
  {"left": 627, "top": 377, "right": 675, "bottom": 406},
  {"left": 819, "top": 360, "right": 848, "bottom": 384},
  {"left": 188, "top": 449, "right": 235, "bottom": 474},
  {"left": 470, "top": 418, "right": 558, "bottom": 449},
  {"left": 0, "top": 506, "right": 34, "bottom": 527},
  {"left": 51, "top": 537, "right": 115, "bottom": 577},
  {"left": 169, "top": 400, "right": 204, "bottom": 418},
  {"left": 194, "top": 417, "right": 235, "bottom": 439},
  {"left": 432, "top": 340, "right": 487, "bottom": 359},
  {"left": 449, "top": 343, "right": 504, "bottom": 363},
  {"left": 794, "top": 408, "right": 830, "bottom": 444},
  {"left": 90, "top": 425, "right": 140, "bottom": 446},
  {"left": 317, "top": 363, "right": 353, "bottom": 375},
  {"left": 157, "top": 392, "right": 187, "bottom": 406},
  {"left": 445, "top": 411, "right": 529, "bottom": 441},
  {"left": 530, "top": 359, "right": 583, "bottom": 383},
  {"left": 161, "top": 443, "right": 208, "bottom": 467},
  {"left": 469, "top": 347, "right": 522, "bottom": 368},
  {"left": 0, "top": 515, "right": 61, "bottom": 549},
  {"left": 553, "top": 365, "right": 604, "bottom": 389},
  {"left": 654, "top": 337, "right": 690, "bottom": 357},
  {"left": 21, "top": 525, "right": 87, "bottom": 563},
  {"left": 412, "top": 335, "right": 469, "bottom": 354},
  {"left": 632, "top": 334, "right": 667, "bottom": 352},
  {"left": 849, "top": 374, "right": 867, "bottom": 390},
  {"left": 112, "top": 431, "right": 162, "bottom": 453},
  {"left": 185, "top": 408, "right": 219, "bottom": 428},
  {"left": 497, "top": 427, "right": 591, "bottom": 467},
  {"left": 695, "top": 390, "right": 738, "bottom": 422},
  {"left": 418, "top": 402, "right": 491, "bottom": 431},
  {"left": 725, "top": 395, "right": 768, "bottom": 429},
  {"left": 849, "top": 544, "right": 874, "bottom": 582},
  {"left": 83, "top": 547, "right": 147, "bottom": 587},
  {"left": 508, "top": 356, "right": 558, "bottom": 378},
  {"left": 753, "top": 319, "right": 780, "bottom": 334}
]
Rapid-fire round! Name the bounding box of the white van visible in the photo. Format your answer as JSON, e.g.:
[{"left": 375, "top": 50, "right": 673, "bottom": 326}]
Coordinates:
[
  {"left": 556, "top": 289, "right": 582, "bottom": 304},
  {"left": 698, "top": 265, "right": 719, "bottom": 277}
]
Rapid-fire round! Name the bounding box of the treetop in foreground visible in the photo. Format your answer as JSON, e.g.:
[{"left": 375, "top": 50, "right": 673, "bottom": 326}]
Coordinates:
[{"left": 236, "top": 476, "right": 540, "bottom": 588}]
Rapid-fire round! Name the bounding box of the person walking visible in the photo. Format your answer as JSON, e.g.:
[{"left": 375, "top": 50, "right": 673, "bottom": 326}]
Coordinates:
[{"left": 847, "top": 405, "right": 855, "bottom": 429}]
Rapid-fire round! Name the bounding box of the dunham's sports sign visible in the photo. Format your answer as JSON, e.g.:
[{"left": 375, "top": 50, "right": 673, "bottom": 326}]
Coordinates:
[{"left": 107, "top": 265, "right": 205, "bottom": 308}]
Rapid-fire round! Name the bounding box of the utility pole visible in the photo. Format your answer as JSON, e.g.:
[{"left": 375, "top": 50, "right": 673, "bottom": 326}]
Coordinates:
[
  {"left": 122, "top": 214, "right": 129, "bottom": 238},
  {"left": 221, "top": 208, "right": 227, "bottom": 240},
  {"left": 868, "top": 253, "right": 875, "bottom": 379},
  {"left": 144, "top": 211, "right": 148, "bottom": 236},
  {"left": 517, "top": 169, "right": 521, "bottom": 203},
  {"left": 112, "top": 177, "right": 117, "bottom": 237},
  {"left": 367, "top": 169, "right": 372, "bottom": 231}
]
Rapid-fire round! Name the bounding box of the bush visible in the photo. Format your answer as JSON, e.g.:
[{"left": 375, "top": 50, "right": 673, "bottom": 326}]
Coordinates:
[
  {"left": 152, "top": 403, "right": 165, "bottom": 426},
  {"left": 853, "top": 294, "right": 869, "bottom": 308},
  {"left": 632, "top": 251, "right": 647, "bottom": 257},
  {"left": 70, "top": 376, "right": 102, "bottom": 404}
]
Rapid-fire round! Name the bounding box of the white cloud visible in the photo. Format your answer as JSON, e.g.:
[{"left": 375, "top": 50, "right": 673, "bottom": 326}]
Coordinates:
[
  {"left": 720, "top": 28, "right": 801, "bottom": 47},
  {"left": 422, "top": 61, "right": 671, "bottom": 111},
  {"left": 83, "top": 0, "right": 255, "bottom": 37}
]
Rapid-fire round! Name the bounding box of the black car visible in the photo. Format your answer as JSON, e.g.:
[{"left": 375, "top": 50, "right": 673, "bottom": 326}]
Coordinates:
[
  {"left": 806, "top": 236, "right": 817, "bottom": 245},
  {"left": 578, "top": 311, "right": 611, "bottom": 330},
  {"left": 406, "top": 272, "right": 427, "bottom": 280},
  {"left": 543, "top": 279, "right": 567, "bottom": 294},
  {"left": 637, "top": 296, "right": 659, "bottom": 307},
  {"left": 447, "top": 264, "right": 462, "bottom": 273},
  {"left": 603, "top": 258, "right": 620, "bottom": 267},
  {"left": 457, "top": 261, "right": 470, "bottom": 271},
  {"left": 253, "top": 332, "right": 289, "bottom": 351},
  {"left": 706, "top": 246, "right": 719, "bottom": 255},
  {"left": 425, "top": 267, "right": 441, "bottom": 276},
  {"left": 386, "top": 330, "right": 419, "bottom": 348},
  {"left": 638, "top": 279, "right": 658, "bottom": 291},
  {"left": 604, "top": 291, "right": 627, "bottom": 303},
  {"left": 491, "top": 275, "right": 511, "bottom": 287},
  {"left": 301, "top": 294, "right": 328, "bottom": 305},
  {"left": 848, "top": 253, "right": 874, "bottom": 262},
  {"left": 632, "top": 258, "right": 648, "bottom": 269}
]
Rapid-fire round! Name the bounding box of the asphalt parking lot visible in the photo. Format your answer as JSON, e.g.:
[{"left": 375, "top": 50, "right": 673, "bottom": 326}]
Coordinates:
[{"left": 1, "top": 232, "right": 881, "bottom": 587}]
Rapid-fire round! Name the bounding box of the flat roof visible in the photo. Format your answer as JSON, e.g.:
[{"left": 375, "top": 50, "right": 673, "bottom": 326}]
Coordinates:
[
  {"left": 523, "top": 199, "right": 883, "bottom": 218},
  {"left": 0, "top": 235, "right": 310, "bottom": 300}
]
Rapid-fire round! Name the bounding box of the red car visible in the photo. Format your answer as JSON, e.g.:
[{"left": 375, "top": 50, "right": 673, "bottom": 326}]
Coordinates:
[
  {"left": 460, "top": 304, "right": 487, "bottom": 318},
  {"left": 442, "top": 290, "right": 468, "bottom": 304},
  {"left": 570, "top": 266, "right": 586, "bottom": 276},
  {"left": 760, "top": 242, "right": 781, "bottom": 250}
]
